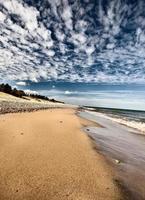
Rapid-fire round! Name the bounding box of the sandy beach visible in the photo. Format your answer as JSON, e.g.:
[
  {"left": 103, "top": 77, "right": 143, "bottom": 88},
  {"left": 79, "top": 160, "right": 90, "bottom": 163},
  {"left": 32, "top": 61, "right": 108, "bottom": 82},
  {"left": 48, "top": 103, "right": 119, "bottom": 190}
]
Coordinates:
[
  {"left": 0, "top": 108, "right": 123, "bottom": 200},
  {"left": 0, "top": 92, "right": 69, "bottom": 114}
]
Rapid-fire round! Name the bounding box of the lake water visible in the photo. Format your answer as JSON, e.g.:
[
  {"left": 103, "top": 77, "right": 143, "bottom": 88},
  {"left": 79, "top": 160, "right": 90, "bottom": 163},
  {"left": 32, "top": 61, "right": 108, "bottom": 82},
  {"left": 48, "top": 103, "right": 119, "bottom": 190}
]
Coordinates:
[{"left": 85, "top": 107, "right": 145, "bottom": 133}]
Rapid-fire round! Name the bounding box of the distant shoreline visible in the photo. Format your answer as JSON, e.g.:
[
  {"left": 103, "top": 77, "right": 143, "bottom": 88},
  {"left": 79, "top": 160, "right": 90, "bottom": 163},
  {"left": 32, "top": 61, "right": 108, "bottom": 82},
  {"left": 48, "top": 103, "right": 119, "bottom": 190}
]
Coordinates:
[{"left": 84, "top": 105, "right": 145, "bottom": 113}]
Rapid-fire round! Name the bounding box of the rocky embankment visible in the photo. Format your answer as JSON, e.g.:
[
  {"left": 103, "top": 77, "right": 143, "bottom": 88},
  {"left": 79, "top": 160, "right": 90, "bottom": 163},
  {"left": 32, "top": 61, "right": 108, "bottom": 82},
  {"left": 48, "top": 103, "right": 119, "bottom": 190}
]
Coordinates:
[{"left": 0, "top": 100, "right": 66, "bottom": 114}]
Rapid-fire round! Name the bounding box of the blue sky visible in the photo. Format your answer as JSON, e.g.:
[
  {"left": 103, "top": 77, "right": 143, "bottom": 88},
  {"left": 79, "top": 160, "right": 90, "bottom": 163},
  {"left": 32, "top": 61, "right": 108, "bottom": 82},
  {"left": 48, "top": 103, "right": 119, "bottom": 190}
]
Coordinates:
[{"left": 0, "top": 0, "right": 145, "bottom": 109}]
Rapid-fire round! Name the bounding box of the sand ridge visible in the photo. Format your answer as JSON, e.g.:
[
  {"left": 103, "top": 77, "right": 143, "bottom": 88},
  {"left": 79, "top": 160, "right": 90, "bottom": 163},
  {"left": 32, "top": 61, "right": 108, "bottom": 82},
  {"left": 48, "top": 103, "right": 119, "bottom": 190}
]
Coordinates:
[{"left": 0, "top": 109, "right": 122, "bottom": 200}]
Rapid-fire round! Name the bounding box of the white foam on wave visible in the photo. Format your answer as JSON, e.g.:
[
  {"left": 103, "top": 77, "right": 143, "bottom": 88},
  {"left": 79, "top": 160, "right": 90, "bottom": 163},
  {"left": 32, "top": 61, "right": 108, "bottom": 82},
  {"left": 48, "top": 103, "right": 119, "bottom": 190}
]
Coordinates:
[
  {"left": 107, "top": 117, "right": 145, "bottom": 133},
  {"left": 86, "top": 110, "right": 145, "bottom": 134}
]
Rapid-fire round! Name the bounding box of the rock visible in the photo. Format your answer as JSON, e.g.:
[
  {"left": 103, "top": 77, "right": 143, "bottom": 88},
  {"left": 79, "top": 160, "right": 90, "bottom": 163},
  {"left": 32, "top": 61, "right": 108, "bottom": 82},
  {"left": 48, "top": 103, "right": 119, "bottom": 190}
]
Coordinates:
[{"left": 115, "top": 159, "right": 121, "bottom": 164}]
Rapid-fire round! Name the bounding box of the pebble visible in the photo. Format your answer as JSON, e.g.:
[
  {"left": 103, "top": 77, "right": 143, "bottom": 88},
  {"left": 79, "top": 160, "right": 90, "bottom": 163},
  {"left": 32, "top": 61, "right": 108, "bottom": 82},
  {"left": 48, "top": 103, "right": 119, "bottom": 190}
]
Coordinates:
[{"left": 115, "top": 159, "right": 121, "bottom": 164}]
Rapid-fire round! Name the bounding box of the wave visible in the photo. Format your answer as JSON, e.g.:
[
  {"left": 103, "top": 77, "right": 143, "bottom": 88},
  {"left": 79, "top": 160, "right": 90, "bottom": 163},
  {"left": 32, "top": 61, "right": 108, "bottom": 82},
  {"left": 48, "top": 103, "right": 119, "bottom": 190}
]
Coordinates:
[
  {"left": 106, "top": 116, "right": 145, "bottom": 133},
  {"left": 87, "top": 110, "right": 145, "bottom": 134}
]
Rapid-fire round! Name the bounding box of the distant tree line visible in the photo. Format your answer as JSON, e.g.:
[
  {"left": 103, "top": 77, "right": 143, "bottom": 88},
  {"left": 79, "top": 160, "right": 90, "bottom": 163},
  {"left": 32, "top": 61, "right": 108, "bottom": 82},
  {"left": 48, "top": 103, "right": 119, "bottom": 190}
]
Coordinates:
[
  {"left": 0, "top": 83, "right": 64, "bottom": 104},
  {"left": 29, "top": 94, "right": 49, "bottom": 101},
  {"left": 29, "top": 94, "right": 61, "bottom": 103},
  {"left": 0, "top": 83, "right": 25, "bottom": 98}
]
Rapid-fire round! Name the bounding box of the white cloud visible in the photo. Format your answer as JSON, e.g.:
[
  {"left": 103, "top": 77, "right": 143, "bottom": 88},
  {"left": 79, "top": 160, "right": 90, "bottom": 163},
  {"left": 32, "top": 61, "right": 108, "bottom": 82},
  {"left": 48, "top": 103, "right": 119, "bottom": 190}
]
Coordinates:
[
  {"left": 24, "top": 89, "right": 38, "bottom": 95},
  {"left": 71, "top": 32, "right": 87, "bottom": 45},
  {"left": 16, "top": 81, "right": 27, "bottom": 86},
  {"left": 46, "top": 50, "right": 55, "bottom": 57},
  {"left": 56, "top": 30, "right": 65, "bottom": 42},
  {"left": 61, "top": 2, "right": 73, "bottom": 30},
  {"left": 3, "top": 0, "right": 39, "bottom": 31},
  {"left": 64, "top": 90, "right": 72, "bottom": 95},
  {"left": 106, "top": 43, "right": 115, "bottom": 49},
  {"left": 0, "top": 0, "right": 145, "bottom": 84},
  {"left": 85, "top": 45, "right": 95, "bottom": 55},
  {"left": 0, "top": 11, "right": 6, "bottom": 22}
]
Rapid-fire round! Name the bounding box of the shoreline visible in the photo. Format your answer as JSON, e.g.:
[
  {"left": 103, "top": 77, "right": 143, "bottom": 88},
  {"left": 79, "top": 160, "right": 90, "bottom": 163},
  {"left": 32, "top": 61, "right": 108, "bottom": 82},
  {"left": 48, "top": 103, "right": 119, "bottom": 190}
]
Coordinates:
[
  {"left": 85, "top": 133, "right": 136, "bottom": 200},
  {"left": 0, "top": 108, "right": 124, "bottom": 200},
  {"left": 84, "top": 108, "right": 145, "bottom": 135},
  {"left": 79, "top": 109, "right": 145, "bottom": 200}
]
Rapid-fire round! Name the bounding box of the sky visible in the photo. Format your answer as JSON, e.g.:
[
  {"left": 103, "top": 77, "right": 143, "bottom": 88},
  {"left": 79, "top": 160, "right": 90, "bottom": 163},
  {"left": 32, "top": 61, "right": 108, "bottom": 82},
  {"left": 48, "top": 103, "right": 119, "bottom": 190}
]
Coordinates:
[{"left": 0, "top": 0, "right": 145, "bottom": 110}]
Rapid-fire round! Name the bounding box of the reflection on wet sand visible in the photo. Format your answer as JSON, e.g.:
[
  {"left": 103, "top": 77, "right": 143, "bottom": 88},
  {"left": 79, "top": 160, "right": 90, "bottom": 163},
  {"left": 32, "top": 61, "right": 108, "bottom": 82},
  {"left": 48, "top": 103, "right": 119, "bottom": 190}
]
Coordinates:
[{"left": 79, "top": 110, "right": 145, "bottom": 200}]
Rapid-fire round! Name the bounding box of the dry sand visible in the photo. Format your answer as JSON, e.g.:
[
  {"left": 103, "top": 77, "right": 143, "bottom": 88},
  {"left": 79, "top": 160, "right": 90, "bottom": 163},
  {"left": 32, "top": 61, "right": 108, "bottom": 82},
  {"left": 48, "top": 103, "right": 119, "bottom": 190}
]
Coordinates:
[
  {"left": 0, "top": 108, "right": 122, "bottom": 200},
  {"left": 0, "top": 92, "right": 71, "bottom": 114}
]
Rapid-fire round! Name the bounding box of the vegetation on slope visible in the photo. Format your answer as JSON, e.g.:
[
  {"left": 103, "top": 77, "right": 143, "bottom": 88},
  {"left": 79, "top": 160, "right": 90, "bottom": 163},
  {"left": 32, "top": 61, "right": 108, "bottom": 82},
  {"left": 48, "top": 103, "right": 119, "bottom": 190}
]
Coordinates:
[{"left": 0, "top": 83, "right": 64, "bottom": 104}]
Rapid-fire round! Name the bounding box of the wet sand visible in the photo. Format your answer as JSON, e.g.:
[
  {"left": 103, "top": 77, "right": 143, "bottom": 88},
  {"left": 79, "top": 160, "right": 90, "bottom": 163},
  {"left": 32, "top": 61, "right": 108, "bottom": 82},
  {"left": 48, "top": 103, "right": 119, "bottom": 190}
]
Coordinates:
[
  {"left": 0, "top": 108, "right": 122, "bottom": 200},
  {"left": 79, "top": 110, "right": 145, "bottom": 200}
]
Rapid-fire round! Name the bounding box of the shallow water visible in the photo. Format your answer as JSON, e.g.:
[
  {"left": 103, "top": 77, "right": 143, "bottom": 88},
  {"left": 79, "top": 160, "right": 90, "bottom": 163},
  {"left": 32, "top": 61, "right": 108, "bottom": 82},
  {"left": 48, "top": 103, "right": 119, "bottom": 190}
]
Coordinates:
[
  {"left": 86, "top": 107, "right": 145, "bottom": 133},
  {"left": 79, "top": 110, "right": 145, "bottom": 200}
]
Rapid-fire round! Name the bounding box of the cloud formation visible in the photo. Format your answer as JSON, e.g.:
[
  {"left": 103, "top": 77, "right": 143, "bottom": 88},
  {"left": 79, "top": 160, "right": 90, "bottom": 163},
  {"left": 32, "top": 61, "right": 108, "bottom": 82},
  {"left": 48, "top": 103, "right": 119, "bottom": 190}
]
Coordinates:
[{"left": 0, "top": 0, "right": 145, "bottom": 83}]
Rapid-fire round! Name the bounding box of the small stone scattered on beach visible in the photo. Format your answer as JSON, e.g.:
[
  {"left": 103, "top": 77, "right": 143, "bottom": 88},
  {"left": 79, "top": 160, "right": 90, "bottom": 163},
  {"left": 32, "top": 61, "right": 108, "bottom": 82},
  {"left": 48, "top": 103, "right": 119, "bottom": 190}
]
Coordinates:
[
  {"left": 115, "top": 159, "right": 121, "bottom": 164},
  {"left": 60, "top": 121, "right": 63, "bottom": 123},
  {"left": 86, "top": 128, "right": 90, "bottom": 131},
  {"left": 20, "top": 132, "right": 24, "bottom": 135}
]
